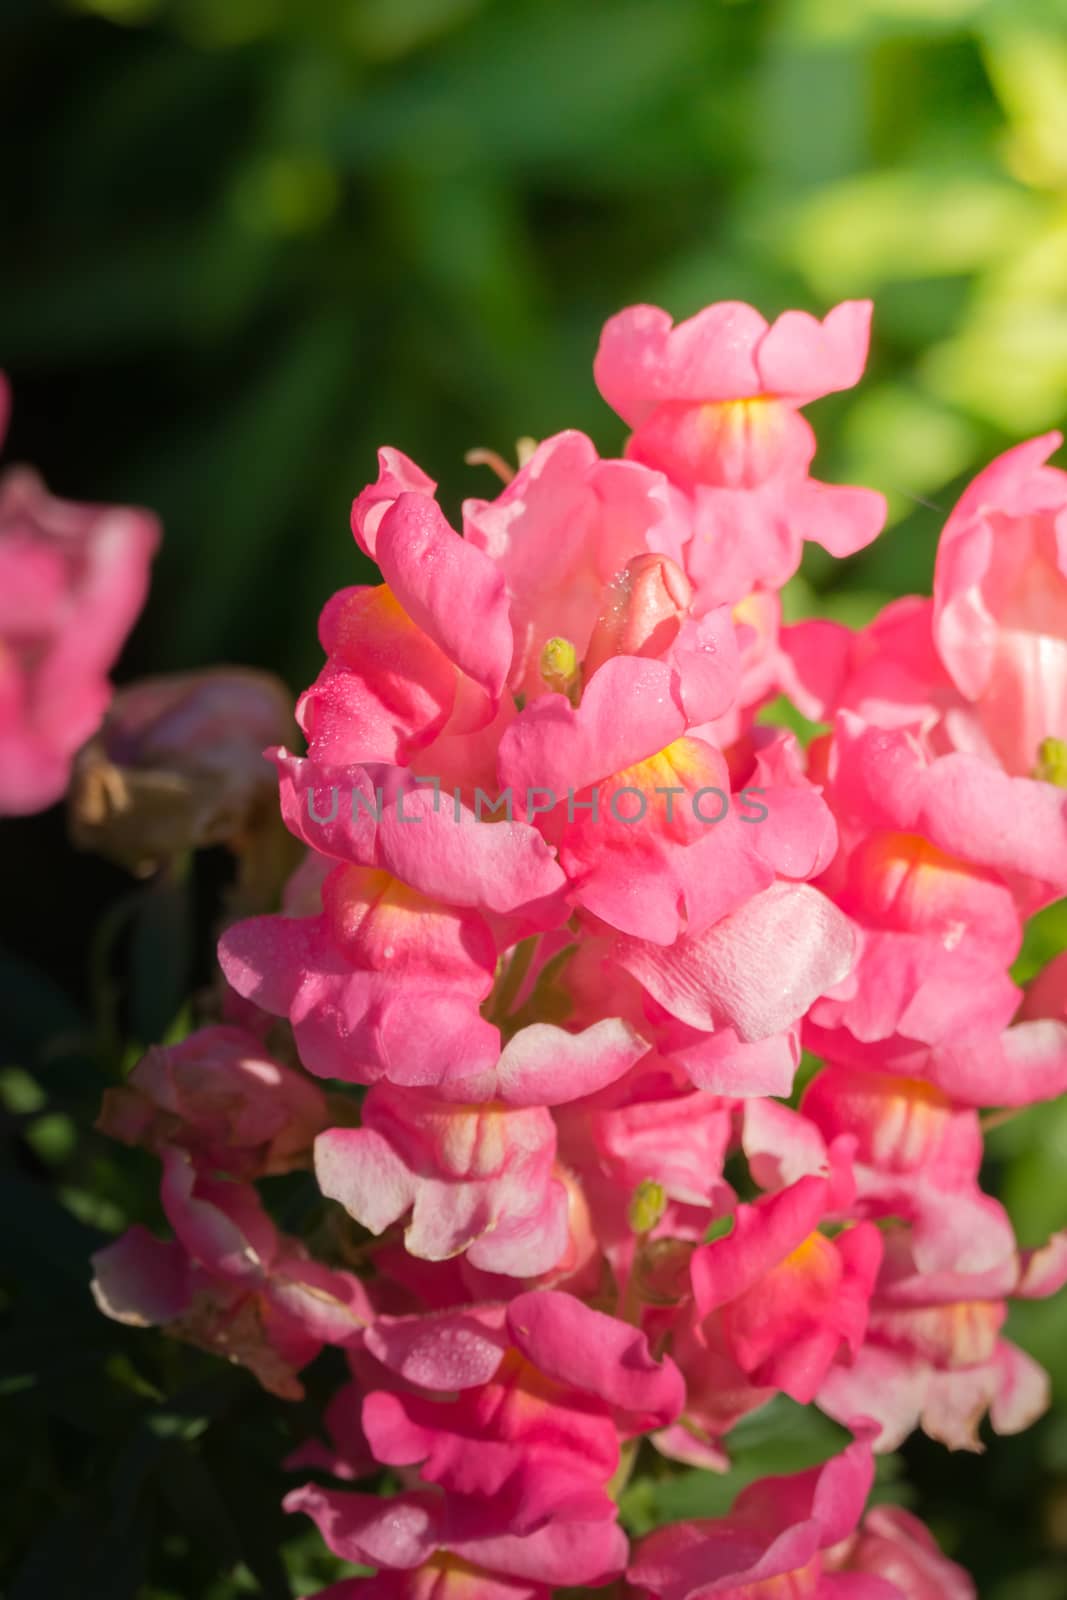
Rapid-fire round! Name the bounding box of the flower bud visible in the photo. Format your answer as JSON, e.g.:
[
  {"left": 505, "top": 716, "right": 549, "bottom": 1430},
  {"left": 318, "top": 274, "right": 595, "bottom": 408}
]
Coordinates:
[
  {"left": 1035, "top": 736, "right": 1067, "bottom": 787},
  {"left": 539, "top": 635, "right": 579, "bottom": 696},
  {"left": 583, "top": 553, "right": 692, "bottom": 680},
  {"left": 628, "top": 1177, "right": 667, "bottom": 1235}
]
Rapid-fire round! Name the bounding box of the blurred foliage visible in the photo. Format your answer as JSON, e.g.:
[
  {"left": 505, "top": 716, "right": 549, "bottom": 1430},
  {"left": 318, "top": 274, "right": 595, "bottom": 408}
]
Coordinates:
[
  {"left": 4, "top": 0, "right": 1067, "bottom": 685},
  {"left": 2, "top": 0, "right": 1067, "bottom": 1595}
]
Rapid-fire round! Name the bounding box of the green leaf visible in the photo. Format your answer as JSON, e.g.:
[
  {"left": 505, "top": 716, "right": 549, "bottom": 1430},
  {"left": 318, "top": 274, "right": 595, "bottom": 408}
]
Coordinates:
[{"left": 619, "top": 1397, "right": 851, "bottom": 1534}]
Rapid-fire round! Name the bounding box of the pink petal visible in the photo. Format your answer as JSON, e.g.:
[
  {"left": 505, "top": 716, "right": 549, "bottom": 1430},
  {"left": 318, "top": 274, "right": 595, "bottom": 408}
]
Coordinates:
[
  {"left": 691, "top": 1175, "right": 831, "bottom": 1315},
  {"left": 755, "top": 301, "right": 873, "bottom": 404},
  {"left": 505, "top": 1290, "right": 685, "bottom": 1428},
  {"left": 90, "top": 1226, "right": 191, "bottom": 1326},
  {"left": 364, "top": 1306, "right": 509, "bottom": 1389},
  {"left": 315, "top": 1126, "right": 418, "bottom": 1236},
  {"left": 594, "top": 302, "right": 768, "bottom": 425},
  {"left": 283, "top": 1485, "right": 440, "bottom": 1569},
  {"left": 449, "top": 1519, "right": 629, "bottom": 1589},
  {"left": 458, "top": 1018, "right": 650, "bottom": 1107},
  {"left": 498, "top": 654, "right": 687, "bottom": 805},
  {"left": 375, "top": 493, "right": 513, "bottom": 704},
  {"left": 989, "top": 1339, "right": 1051, "bottom": 1434},
  {"left": 618, "top": 882, "right": 857, "bottom": 1040},
  {"left": 351, "top": 447, "right": 437, "bottom": 559}
]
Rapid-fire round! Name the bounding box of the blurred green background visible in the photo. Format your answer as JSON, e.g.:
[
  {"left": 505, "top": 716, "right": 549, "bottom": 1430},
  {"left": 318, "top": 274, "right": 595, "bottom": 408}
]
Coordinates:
[{"left": 2, "top": 0, "right": 1067, "bottom": 1595}]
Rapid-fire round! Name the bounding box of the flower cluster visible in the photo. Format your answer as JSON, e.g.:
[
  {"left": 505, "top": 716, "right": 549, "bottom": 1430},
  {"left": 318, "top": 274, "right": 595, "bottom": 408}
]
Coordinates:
[{"left": 68, "top": 298, "right": 1067, "bottom": 1595}]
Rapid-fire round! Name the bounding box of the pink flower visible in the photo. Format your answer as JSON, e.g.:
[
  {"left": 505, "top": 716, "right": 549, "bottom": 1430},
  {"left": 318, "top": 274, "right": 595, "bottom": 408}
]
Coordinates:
[
  {"left": 360, "top": 486, "right": 515, "bottom": 714},
  {"left": 594, "top": 300, "right": 885, "bottom": 603},
  {"left": 616, "top": 880, "right": 857, "bottom": 1052},
  {"left": 932, "top": 432, "right": 1067, "bottom": 776},
  {"left": 596, "top": 301, "right": 874, "bottom": 426},
  {"left": 627, "top": 1434, "right": 883, "bottom": 1598},
  {"left": 463, "top": 430, "right": 690, "bottom": 701},
  {"left": 372, "top": 1158, "right": 603, "bottom": 1309},
  {"left": 220, "top": 844, "right": 646, "bottom": 1094},
  {"left": 0, "top": 460, "right": 158, "bottom": 814},
  {"left": 90, "top": 1151, "right": 369, "bottom": 1398},
  {"left": 263, "top": 748, "right": 568, "bottom": 923},
  {"left": 781, "top": 598, "right": 948, "bottom": 736},
  {"left": 499, "top": 663, "right": 835, "bottom": 945},
  {"left": 806, "top": 714, "right": 1067, "bottom": 1063},
  {"left": 357, "top": 1292, "right": 683, "bottom": 1533},
  {"left": 301, "top": 585, "right": 480, "bottom": 768},
  {"left": 800, "top": 1067, "right": 1015, "bottom": 1275},
  {"left": 313, "top": 1020, "right": 646, "bottom": 1277},
  {"left": 540, "top": 920, "right": 803, "bottom": 1098},
  {"left": 557, "top": 1057, "right": 734, "bottom": 1214},
  {"left": 550, "top": 1056, "right": 736, "bottom": 1299},
  {"left": 219, "top": 861, "right": 503, "bottom": 1089},
  {"left": 284, "top": 1485, "right": 628, "bottom": 1598},
  {"left": 307, "top": 484, "right": 513, "bottom": 765},
  {"left": 823, "top": 713, "right": 1067, "bottom": 922},
  {"left": 826, "top": 1505, "right": 976, "bottom": 1598},
  {"left": 689, "top": 1169, "right": 883, "bottom": 1406},
  {"left": 804, "top": 970, "right": 1067, "bottom": 1109},
  {"left": 317, "top": 1090, "right": 566, "bottom": 1277},
  {"left": 817, "top": 1225, "right": 1067, "bottom": 1450},
  {"left": 783, "top": 433, "right": 1067, "bottom": 785},
  {"left": 96, "top": 1024, "right": 329, "bottom": 1178}
]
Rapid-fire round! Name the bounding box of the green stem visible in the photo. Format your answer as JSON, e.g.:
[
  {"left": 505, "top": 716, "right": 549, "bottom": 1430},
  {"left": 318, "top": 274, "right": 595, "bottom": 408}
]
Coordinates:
[
  {"left": 617, "top": 1250, "right": 647, "bottom": 1327},
  {"left": 606, "top": 1436, "right": 639, "bottom": 1502},
  {"left": 488, "top": 935, "right": 541, "bottom": 1029},
  {"left": 88, "top": 891, "right": 143, "bottom": 1071},
  {"left": 980, "top": 1105, "right": 1028, "bottom": 1133}
]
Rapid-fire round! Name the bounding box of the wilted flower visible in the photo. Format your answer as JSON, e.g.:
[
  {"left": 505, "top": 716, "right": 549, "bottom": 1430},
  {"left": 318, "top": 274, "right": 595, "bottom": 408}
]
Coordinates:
[
  {"left": 69, "top": 666, "right": 294, "bottom": 875},
  {"left": 97, "top": 1023, "right": 329, "bottom": 1178}
]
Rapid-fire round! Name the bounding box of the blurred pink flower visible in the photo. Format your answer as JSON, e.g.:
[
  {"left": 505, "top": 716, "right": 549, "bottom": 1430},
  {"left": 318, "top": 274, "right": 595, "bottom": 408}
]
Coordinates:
[{"left": 0, "top": 402, "right": 158, "bottom": 813}]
